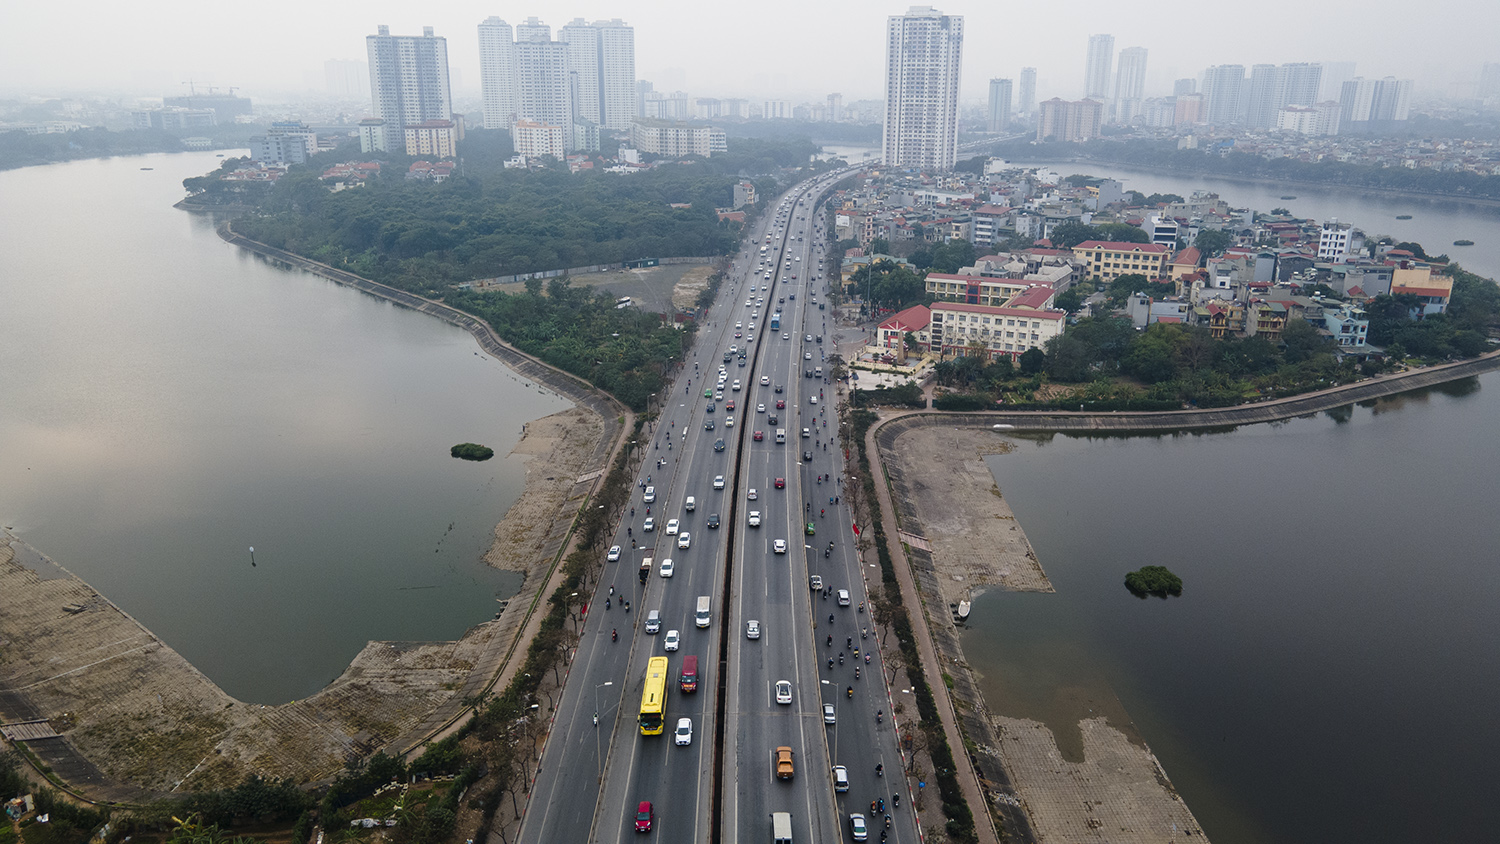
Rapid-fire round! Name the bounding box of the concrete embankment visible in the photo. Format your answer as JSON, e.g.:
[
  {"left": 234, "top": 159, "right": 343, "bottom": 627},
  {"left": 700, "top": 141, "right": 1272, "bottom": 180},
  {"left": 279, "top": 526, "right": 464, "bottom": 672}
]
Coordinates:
[{"left": 952, "top": 349, "right": 1500, "bottom": 433}]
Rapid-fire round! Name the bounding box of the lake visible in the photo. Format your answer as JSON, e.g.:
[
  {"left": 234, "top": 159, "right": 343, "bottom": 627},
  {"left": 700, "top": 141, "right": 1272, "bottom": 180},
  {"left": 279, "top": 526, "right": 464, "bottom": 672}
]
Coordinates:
[
  {"left": 967, "top": 374, "right": 1500, "bottom": 844},
  {"left": 0, "top": 151, "right": 570, "bottom": 705}
]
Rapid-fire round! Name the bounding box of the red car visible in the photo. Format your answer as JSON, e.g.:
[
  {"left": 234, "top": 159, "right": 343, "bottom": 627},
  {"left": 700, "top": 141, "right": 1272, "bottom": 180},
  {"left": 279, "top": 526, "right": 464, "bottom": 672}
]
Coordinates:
[
  {"left": 634, "top": 801, "right": 654, "bottom": 832},
  {"left": 754, "top": 430, "right": 764, "bottom": 441},
  {"left": 725, "top": 400, "right": 736, "bottom": 411},
  {"left": 776, "top": 399, "right": 786, "bottom": 409},
  {"left": 775, "top": 477, "right": 786, "bottom": 489}
]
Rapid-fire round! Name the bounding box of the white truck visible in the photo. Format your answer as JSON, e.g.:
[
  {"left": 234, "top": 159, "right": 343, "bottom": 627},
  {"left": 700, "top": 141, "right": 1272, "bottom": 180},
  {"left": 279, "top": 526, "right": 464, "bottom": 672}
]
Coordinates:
[{"left": 695, "top": 596, "right": 711, "bottom": 628}]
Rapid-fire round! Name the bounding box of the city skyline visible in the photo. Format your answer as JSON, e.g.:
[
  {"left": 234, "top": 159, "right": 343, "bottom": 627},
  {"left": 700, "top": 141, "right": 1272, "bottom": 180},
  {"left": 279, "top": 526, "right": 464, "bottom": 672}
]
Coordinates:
[{"left": 4, "top": 1, "right": 1496, "bottom": 105}]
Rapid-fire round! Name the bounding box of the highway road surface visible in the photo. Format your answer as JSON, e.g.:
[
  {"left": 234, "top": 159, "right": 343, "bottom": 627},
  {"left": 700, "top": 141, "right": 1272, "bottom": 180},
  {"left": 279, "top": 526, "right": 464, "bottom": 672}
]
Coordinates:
[{"left": 519, "top": 167, "right": 919, "bottom": 844}]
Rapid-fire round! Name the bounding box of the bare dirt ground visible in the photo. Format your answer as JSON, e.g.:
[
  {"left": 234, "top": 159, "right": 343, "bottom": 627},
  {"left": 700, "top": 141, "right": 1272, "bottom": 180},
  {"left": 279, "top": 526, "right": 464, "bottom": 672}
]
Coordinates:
[
  {"left": 0, "top": 404, "right": 605, "bottom": 794},
  {"left": 475, "top": 263, "right": 712, "bottom": 316},
  {"left": 879, "top": 423, "right": 1209, "bottom": 843},
  {"left": 484, "top": 407, "right": 602, "bottom": 573},
  {"left": 888, "top": 426, "right": 1054, "bottom": 604}
]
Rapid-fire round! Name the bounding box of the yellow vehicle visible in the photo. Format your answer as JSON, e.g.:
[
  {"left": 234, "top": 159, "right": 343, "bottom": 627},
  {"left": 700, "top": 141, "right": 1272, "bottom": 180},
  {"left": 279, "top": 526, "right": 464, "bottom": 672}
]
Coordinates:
[{"left": 639, "top": 656, "right": 669, "bottom": 735}]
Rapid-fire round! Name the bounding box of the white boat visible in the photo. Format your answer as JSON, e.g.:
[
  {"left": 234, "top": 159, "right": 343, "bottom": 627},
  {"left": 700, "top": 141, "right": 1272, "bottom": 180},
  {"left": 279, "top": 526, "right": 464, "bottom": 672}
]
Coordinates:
[{"left": 956, "top": 600, "right": 971, "bottom": 620}]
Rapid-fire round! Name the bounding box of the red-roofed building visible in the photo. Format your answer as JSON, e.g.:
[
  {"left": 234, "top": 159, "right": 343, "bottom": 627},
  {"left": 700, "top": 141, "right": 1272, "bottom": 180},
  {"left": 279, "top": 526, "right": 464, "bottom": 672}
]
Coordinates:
[
  {"left": 1073, "top": 241, "right": 1171, "bottom": 282},
  {"left": 1005, "top": 285, "right": 1057, "bottom": 311},
  {"left": 927, "top": 302, "right": 1066, "bottom": 360},
  {"left": 1169, "top": 247, "right": 1202, "bottom": 280},
  {"left": 876, "top": 305, "right": 931, "bottom": 353}
]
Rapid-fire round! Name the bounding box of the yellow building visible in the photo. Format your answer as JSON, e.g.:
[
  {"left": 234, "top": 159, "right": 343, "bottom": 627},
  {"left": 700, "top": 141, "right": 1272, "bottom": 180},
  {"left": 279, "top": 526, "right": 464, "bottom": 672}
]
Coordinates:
[{"left": 1074, "top": 240, "right": 1171, "bottom": 283}]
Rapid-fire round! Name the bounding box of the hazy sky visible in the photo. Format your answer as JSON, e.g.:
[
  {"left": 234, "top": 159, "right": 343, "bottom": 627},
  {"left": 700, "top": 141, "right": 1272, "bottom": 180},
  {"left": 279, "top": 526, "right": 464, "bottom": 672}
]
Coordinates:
[{"left": 5, "top": 0, "right": 1496, "bottom": 104}]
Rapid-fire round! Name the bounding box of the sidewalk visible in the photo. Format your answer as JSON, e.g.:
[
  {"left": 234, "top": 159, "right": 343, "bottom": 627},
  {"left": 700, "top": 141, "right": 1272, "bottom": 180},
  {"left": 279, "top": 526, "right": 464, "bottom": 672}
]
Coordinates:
[{"left": 863, "top": 411, "right": 1003, "bottom": 844}]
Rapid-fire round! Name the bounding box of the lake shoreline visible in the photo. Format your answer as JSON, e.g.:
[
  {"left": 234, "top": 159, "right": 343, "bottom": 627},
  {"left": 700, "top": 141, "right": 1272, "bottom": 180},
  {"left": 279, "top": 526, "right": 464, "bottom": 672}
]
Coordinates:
[{"left": 1024, "top": 156, "right": 1500, "bottom": 209}]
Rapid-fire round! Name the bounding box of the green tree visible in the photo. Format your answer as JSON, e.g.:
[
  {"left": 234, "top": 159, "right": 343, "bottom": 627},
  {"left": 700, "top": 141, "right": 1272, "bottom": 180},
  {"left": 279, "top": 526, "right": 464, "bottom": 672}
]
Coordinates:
[
  {"left": 869, "top": 237, "right": 891, "bottom": 255},
  {"left": 1280, "top": 318, "right": 1327, "bottom": 364},
  {"left": 1048, "top": 220, "right": 1098, "bottom": 249},
  {"left": 1194, "top": 229, "right": 1232, "bottom": 256},
  {"left": 1018, "top": 347, "right": 1046, "bottom": 375},
  {"left": 1095, "top": 222, "right": 1150, "bottom": 243}
]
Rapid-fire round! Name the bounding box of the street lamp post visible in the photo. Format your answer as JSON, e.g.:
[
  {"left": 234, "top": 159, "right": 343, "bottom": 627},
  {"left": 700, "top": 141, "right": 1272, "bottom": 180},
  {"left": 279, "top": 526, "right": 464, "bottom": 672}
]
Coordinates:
[{"left": 594, "top": 681, "right": 614, "bottom": 780}]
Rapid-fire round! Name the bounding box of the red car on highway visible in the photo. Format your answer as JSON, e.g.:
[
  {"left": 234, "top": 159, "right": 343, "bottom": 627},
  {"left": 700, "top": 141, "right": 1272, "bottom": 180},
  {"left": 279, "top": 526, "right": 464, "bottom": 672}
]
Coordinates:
[
  {"left": 754, "top": 430, "right": 764, "bottom": 441},
  {"left": 635, "top": 801, "right": 654, "bottom": 832},
  {"left": 776, "top": 399, "right": 786, "bottom": 409},
  {"left": 775, "top": 477, "right": 785, "bottom": 489}
]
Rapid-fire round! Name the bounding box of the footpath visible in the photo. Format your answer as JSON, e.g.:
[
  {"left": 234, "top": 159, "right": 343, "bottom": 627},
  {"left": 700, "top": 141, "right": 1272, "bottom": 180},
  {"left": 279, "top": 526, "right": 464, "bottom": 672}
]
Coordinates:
[{"left": 857, "top": 347, "right": 1500, "bottom": 843}]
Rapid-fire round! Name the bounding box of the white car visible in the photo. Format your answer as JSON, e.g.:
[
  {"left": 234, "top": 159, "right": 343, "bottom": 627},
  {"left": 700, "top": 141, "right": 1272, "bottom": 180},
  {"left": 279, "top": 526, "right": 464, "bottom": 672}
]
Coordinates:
[
  {"left": 760, "top": 375, "right": 770, "bottom": 385},
  {"left": 642, "top": 517, "right": 655, "bottom": 532},
  {"left": 832, "top": 765, "right": 850, "bottom": 792},
  {"left": 810, "top": 395, "right": 818, "bottom": 404},
  {"left": 748, "top": 323, "right": 756, "bottom": 331},
  {"left": 607, "top": 545, "right": 621, "bottom": 562},
  {"left": 677, "top": 532, "right": 691, "bottom": 550},
  {"left": 775, "top": 680, "right": 792, "bottom": 705},
  {"left": 746, "top": 619, "right": 761, "bottom": 639},
  {"left": 725, "top": 416, "right": 734, "bottom": 428},
  {"left": 664, "top": 630, "right": 680, "bottom": 651},
  {"left": 659, "top": 558, "right": 675, "bottom": 578},
  {"left": 735, "top": 322, "right": 743, "bottom": 329},
  {"left": 748, "top": 488, "right": 758, "bottom": 500},
  {"left": 748, "top": 511, "right": 761, "bottom": 527},
  {"left": 823, "top": 703, "right": 836, "bottom": 724},
  {"left": 732, "top": 380, "right": 742, "bottom": 391},
  {"left": 757, "top": 403, "right": 766, "bottom": 413},
  {"left": 773, "top": 539, "right": 787, "bottom": 554},
  {"left": 714, "top": 475, "right": 726, "bottom": 490},
  {"left": 665, "top": 519, "right": 680, "bottom": 536},
  {"left": 837, "top": 589, "right": 850, "bottom": 606},
  {"left": 804, "top": 352, "right": 813, "bottom": 360},
  {"left": 783, "top": 333, "right": 790, "bottom": 339},
  {"left": 643, "top": 486, "right": 656, "bottom": 503},
  {"left": 849, "top": 813, "right": 868, "bottom": 841},
  {"left": 675, "top": 717, "right": 693, "bottom": 746}
]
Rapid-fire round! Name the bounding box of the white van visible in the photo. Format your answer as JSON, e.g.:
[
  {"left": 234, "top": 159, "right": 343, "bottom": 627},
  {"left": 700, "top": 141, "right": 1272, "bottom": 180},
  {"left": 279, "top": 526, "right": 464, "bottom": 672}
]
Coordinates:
[
  {"left": 771, "top": 812, "right": 793, "bottom": 844},
  {"left": 695, "top": 596, "right": 711, "bottom": 628},
  {"left": 685, "top": 496, "right": 696, "bottom": 512},
  {"left": 645, "top": 610, "right": 661, "bottom": 633}
]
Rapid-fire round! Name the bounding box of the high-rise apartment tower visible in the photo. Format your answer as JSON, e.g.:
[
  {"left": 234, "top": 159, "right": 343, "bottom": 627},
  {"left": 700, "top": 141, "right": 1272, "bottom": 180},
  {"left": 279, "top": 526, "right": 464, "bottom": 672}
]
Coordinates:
[
  {"left": 1083, "top": 34, "right": 1114, "bottom": 101},
  {"left": 988, "top": 78, "right": 1012, "bottom": 133},
  {"left": 367, "top": 25, "right": 451, "bottom": 152},
  {"left": 882, "top": 6, "right": 964, "bottom": 171}
]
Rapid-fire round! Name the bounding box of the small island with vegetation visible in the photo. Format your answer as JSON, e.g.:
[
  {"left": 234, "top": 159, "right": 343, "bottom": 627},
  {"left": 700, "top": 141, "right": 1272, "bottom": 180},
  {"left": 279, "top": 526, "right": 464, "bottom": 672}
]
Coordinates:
[
  {"left": 450, "top": 443, "right": 494, "bottom": 462},
  {"left": 1125, "top": 565, "right": 1183, "bottom": 598}
]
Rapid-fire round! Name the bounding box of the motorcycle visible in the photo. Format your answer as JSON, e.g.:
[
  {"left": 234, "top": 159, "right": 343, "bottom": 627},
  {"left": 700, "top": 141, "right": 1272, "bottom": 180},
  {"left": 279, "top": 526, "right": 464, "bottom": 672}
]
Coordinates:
[
  {"left": 824, "top": 548, "right": 830, "bottom": 558},
  {"left": 838, "top": 653, "right": 844, "bottom": 665},
  {"left": 865, "top": 653, "right": 871, "bottom": 664},
  {"left": 857, "top": 602, "right": 864, "bottom": 613},
  {"left": 876, "top": 764, "right": 883, "bottom": 777},
  {"left": 612, "top": 629, "right": 618, "bottom": 642},
  {"left": 846, "top": 686, "right": 853, "bottom": 699},
  {"left": 854, "top": 666, "right": 860, "bottom": 680},
  {"left": 876, "top": 710, "right": 883, "bottom": 724}
]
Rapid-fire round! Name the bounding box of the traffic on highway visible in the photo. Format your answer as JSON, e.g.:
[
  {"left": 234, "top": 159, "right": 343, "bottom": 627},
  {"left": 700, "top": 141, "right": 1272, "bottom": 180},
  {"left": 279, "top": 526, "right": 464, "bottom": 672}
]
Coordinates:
[{"left": 521, "top": 167, "right": 918, "bottom": 844}]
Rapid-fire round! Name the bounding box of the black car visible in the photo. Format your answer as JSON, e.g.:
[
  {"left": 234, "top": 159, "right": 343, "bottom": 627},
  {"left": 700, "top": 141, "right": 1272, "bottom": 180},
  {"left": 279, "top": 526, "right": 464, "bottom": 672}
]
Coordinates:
[
  {"left": 705, "top": 419, "right": 715, "bottom": 430},
  {"left": 707, "top": 513, "right": 721, "bottom": 529},
  {"left": 803, "top": 450, "right": 813, "bottom": 461},
  {"left": 722, "top": 351, "right": 733, "bottom": 362},
  {"left": 768, "top": 414, "right": 778, "bottom": 425},
  {"left": 714, "top": 438, "right": 725, "bottom": 451},
  {"left": 775, "top": 384, "right": 784, "bottom": 393}
]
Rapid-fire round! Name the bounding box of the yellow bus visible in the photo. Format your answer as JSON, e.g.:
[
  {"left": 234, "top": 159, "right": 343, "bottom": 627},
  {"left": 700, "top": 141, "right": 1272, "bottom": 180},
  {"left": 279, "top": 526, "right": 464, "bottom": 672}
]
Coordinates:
[{"left": 639, "top": 656, "right": 669, "bottom": 736}]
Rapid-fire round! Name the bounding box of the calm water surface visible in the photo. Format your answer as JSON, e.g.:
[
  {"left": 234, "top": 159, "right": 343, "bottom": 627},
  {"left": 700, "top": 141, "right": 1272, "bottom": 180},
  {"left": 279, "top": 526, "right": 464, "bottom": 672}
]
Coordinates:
[
  {"left": 0, "top": 151, "right": 569, "bottom": 704},
  {"left": 968, "top": 377, "right": 1500, "bottom": 844}
]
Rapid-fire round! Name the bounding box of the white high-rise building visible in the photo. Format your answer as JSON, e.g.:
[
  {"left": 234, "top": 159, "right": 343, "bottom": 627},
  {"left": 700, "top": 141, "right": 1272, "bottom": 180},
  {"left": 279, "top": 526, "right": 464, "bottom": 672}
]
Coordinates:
[
  {"left": 515, "top": 17, "right": 550, "bottom": 42},
  {"left": 367, "top": 25, "right": 452, "bottom": 153},
  {"left": 882, "top": 6, "right": 964, "bottom": 171},
  {"left": 559, "top": 19, "right": 602, "bottom": 126},
  {"left": 1339, "top": 77, "right": 1413, "bottom": 130},
  {"left": 1083, "top": 34, "right": 1114, "bottom": 101},
  {"left": 1246, "top": 63, "right": 1323, "bottom": 128},
  {"left": 1318, "top": 61, "right": 1356, "bottom": 102},
  {"left": 1201, "top": 64, "right": 1247, "bottom": 125},
  {"left": 478, "top": 17, "right": 515, "bottom": 129},
  {"left": 594, "top": 19, "right": 636, "bottom": 131},
  {"left": 325, "top": 59, "right": 369, "bottom": 100},
  {"left": 513, "top": 36, "right": 574, "bottom": 149},
  {"left": 1113, "top": 47, "right": 1147, "bottom": 123},
  {"left": 987, "top": 78, "right": 1012, "bottom": 133},
  {"left": 1018, "top": 67, "right": 1037, "bottom": 116}
]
